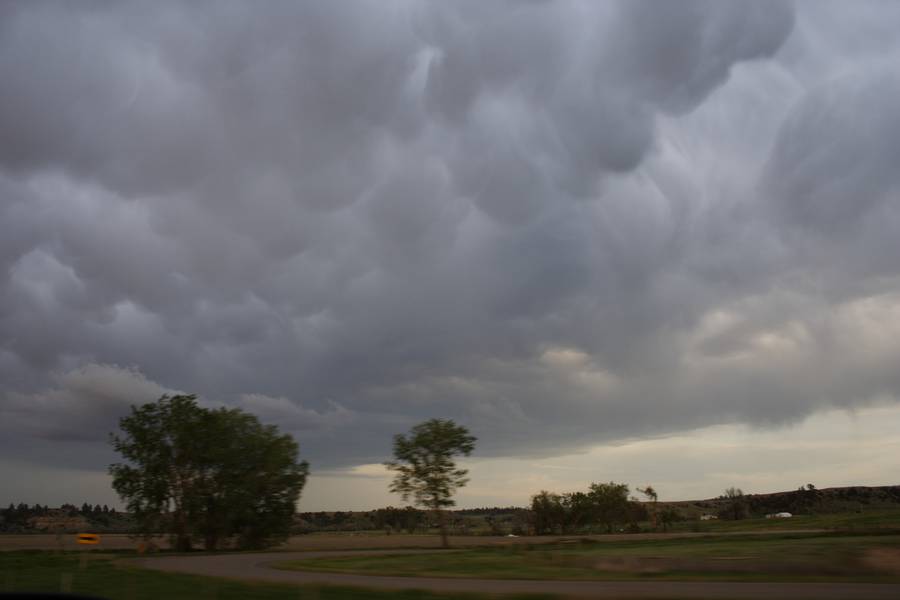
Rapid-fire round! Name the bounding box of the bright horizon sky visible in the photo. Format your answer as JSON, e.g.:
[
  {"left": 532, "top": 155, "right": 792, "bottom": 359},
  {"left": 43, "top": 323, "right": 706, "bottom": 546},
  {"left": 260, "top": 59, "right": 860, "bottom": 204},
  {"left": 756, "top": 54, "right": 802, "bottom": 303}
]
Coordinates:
[
  {"left": 293, "top": 403, "right": 900, "bottom": 511},
  {"left": 4, "top": 402, "right": 897, "bottom": 511}
]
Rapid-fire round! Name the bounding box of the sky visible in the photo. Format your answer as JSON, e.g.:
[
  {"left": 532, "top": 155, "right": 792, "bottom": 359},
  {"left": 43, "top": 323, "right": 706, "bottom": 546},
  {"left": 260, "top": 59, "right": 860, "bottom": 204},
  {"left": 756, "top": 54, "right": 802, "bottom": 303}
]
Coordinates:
[{"left": 1, "top": 0, "right": 899, "bottom": 511}]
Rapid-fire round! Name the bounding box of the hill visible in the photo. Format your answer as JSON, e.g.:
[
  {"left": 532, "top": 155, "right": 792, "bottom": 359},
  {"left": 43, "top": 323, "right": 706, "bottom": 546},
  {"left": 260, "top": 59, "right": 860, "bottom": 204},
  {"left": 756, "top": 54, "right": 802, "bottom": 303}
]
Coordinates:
[{"left": 664, "top": 485, "right": 900, "bottom": 520}]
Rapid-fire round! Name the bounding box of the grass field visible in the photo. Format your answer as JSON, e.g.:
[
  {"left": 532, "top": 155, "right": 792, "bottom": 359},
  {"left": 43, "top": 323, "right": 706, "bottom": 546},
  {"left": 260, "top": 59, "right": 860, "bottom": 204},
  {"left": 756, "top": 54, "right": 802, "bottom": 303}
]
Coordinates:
[
  {"left": 5, "top": 507, "right": 900, "bottom": 553},
  {"left": 0, "top": 551, "right": 552, "bottom": 600},
  {"left": 4, "top": 510, "right": 900, "bottom": 597},
  {"left": 277, "top": 531, "right": 900, "bottom": 583}
]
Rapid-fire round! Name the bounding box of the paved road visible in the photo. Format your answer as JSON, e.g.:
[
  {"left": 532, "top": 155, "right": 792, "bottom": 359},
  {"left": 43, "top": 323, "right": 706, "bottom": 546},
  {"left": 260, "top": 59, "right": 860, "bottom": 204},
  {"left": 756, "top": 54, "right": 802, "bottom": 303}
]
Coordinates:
[{"left": 138, "top": 550, "right": 900, "bottom": 599}]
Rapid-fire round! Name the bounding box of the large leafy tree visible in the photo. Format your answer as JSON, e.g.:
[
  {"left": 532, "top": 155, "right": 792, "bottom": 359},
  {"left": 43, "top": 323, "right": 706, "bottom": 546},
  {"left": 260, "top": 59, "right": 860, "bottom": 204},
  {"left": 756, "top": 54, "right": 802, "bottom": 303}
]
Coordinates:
[
  {"left": 109, "top": 394, "right": 308, "bottom": 551},
  {"left": 385, "top": 418, "right": 476, "bottom": 548},
  {"left": 587, "top": 482, "right": 630, "bottom": 533},
  {"left": 530, "top": 490, "right": 565, "bottom": 534}
]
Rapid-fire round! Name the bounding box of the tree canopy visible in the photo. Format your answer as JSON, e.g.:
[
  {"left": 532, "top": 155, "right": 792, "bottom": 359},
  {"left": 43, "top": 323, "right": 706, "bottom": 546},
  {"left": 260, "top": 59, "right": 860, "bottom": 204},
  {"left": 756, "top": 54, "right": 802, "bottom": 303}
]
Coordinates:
[
  {"left": 109, "top": 394, "right": 308, "bottom": 550},
  {"left": 588, "top": 482, "right": 630, "bottom": 533},
  {"left": 385, "top": 418, "right": 476, "bottom": 547}
]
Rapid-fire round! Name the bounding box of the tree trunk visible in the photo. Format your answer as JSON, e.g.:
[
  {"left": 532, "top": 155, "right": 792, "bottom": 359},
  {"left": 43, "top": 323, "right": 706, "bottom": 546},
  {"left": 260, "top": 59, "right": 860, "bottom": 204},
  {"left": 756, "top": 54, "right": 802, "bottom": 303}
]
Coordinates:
[
  {"left": 204, "top": 532, "right": 218, "bottom": 551},
  {"left": 173, "top": 508, "right": 192, "bottom": 552},
  {"left": 175, "top": 527, "right": 191, "bottom": 552},
  {"left": 436, "top": 508, "right": 449, "bottom": 548},
  {"left": 172, "top": 469, "right": 192, "bottom": 551},
  {"left": 204, "top": 497, "right": 218, "bottom": 551}
]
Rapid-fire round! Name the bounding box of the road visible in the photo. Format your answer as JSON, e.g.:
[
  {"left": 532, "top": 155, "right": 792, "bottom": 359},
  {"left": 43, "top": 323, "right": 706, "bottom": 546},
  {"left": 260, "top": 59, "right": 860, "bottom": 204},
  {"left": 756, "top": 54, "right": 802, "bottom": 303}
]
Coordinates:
[{"left": 137, "top": 549, "right": 900, "bottom": 599}]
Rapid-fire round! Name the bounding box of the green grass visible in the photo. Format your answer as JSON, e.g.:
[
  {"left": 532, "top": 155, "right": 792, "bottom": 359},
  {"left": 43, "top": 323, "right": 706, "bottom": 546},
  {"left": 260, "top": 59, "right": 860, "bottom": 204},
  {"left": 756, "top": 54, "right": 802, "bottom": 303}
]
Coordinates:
[
  {"left": 277, "top": 532, "right": 900, "bottom": 583},
  {"left": 0, "top": 551, "right": 555, "bottom": 600}
]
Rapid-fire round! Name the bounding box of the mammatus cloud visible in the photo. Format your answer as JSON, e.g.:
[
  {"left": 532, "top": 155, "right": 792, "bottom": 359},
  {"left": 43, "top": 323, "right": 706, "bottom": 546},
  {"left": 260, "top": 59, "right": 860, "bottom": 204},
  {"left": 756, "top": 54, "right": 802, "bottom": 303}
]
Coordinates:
[
  {"left": 2, "top": 364, "right": 172, "bottom": 441},
  {"left": 2, "top": 1, "right": 900, "bottom": 503}
]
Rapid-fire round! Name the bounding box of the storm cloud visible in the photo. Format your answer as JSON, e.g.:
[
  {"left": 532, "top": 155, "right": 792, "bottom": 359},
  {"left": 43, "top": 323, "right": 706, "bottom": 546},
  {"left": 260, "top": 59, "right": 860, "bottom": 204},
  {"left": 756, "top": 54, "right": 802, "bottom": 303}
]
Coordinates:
[{"left": 2, "top": 1, "right": 899, "bottom": 498}]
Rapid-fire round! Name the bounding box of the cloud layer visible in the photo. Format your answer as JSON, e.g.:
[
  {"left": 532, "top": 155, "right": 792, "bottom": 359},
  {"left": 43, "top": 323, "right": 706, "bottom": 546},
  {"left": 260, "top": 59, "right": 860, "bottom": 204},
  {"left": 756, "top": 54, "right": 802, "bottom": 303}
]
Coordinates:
[{"left": 2, "top": 1, "right": 900, "bottom": 495}]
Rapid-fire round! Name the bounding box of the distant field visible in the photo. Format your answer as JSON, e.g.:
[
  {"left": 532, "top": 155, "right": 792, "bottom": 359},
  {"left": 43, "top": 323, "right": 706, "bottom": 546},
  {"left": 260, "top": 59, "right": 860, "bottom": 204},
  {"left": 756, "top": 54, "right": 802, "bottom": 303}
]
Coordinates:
[
  {"left": 278, "top": 531, "right": 900, "bottom": 583},
  {"left": 667, "top": 507, "right": 900, "bottom": 533},
  {"left": 4, "top": 507, "right": 900, "bottom": 553}
]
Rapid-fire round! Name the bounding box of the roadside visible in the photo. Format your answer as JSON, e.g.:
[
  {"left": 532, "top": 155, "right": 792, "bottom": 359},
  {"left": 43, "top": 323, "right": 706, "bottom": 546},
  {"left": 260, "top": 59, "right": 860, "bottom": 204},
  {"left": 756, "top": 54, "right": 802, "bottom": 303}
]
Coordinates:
[{"left": 138, "top": 550, "right": 900, "bottom": 599}]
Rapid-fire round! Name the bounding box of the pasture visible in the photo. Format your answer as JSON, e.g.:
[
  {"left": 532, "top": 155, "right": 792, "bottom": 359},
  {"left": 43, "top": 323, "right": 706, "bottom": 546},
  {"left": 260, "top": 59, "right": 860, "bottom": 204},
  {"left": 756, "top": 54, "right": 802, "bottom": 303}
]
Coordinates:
[
  {"left": 3, "top": 510, "right": 900, "bottom": 599},
  {"left": 278, "top": 531, "right": 900, "bottom": 583}
]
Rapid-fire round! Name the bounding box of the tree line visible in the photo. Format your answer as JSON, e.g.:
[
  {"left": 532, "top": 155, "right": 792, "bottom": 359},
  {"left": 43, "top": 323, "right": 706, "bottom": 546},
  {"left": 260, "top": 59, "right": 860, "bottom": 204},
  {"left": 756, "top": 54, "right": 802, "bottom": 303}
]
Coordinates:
[
  {"left": 296, "top": 506, "right": 427, "bottom": 534},
  {"left": 295, "top": 506, "right": 531, "bottom": 536},
  {"left": 3, "top": 503, "right": 115, "bottom": 516},
  {"left": 0, "top": 503, "right": 122, "bottom": 533},
  {"left": 529, "top": 483, "right": 682, "bottom": 535}
]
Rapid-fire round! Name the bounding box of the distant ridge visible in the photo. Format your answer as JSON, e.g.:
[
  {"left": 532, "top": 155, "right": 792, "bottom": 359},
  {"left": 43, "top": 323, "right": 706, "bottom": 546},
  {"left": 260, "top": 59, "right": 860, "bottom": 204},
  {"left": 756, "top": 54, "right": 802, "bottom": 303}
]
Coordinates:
[{"left": 666, "top": 485, "right": 900, "bottom": 518}]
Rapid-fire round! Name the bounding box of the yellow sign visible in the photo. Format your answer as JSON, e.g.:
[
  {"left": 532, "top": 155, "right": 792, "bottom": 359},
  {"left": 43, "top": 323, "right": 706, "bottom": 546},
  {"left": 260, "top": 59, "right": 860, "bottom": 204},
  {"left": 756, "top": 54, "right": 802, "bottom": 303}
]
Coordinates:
[{"left": 77, "top": 533, "right": 100, "bottom": 545}]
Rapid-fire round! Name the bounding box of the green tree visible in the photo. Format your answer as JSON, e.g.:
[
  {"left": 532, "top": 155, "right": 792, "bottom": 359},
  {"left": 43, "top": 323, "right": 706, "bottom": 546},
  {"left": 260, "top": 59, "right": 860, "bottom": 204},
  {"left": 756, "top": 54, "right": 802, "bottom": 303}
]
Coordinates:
[
  {"left": 385, "top": 418, "right": 476, "bottom": 548},
  {"left": 530, "top": 490, "right": 564, "bottom": 534},
  {"left": 561, "top": 491, "right": 595, "bottom": 533},
  {"left": 109, "top": 394, "right": 308, "bottom": 551},
  {"left": 588, "top": 482, "right": 630, "bottom": 533}
]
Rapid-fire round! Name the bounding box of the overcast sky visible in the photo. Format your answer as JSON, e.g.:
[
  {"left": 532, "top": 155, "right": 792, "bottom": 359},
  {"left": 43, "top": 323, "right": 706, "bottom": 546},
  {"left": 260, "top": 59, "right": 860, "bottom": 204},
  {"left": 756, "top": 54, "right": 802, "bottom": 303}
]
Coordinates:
[{"left": 2, "top": 0, "right": 899, "bottom": 511}]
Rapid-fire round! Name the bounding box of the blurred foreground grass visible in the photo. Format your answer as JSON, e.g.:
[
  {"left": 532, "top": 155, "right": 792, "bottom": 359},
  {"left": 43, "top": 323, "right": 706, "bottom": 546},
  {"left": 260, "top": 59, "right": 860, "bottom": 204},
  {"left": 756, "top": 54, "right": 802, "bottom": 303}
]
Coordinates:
[{"left": 0, "top": 550, "right": 554, "bottom": 600}]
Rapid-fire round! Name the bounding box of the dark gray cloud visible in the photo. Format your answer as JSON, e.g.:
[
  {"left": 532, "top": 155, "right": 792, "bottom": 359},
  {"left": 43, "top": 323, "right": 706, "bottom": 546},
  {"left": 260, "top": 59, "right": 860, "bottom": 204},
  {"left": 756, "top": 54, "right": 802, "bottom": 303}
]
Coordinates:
[{"left": 2, "top": 0, "right": 899, "bottom": 491}]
